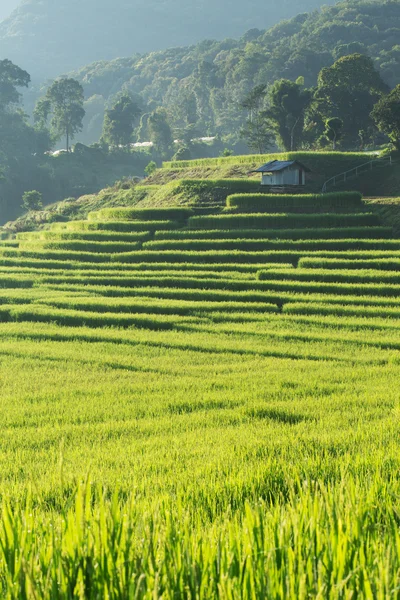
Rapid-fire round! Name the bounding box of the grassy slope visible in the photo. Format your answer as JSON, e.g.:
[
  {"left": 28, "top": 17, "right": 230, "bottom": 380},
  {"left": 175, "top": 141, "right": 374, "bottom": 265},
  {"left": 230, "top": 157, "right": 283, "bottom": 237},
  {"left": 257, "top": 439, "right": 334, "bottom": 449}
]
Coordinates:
[
  {"left": 4, "top": 151, "right": 400, "bottom": 233},
  {"left": 0, "top": 174, "right": 399, "bottom": 592}
]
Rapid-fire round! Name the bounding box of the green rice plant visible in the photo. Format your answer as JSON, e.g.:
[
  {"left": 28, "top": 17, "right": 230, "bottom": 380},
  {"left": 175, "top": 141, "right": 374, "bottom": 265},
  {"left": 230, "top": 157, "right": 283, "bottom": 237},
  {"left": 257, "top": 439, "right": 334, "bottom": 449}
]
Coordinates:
[
  {"left": 162, "top": 150, "right": 369, "bottom": 169},
  {"left": 257, "top": 267, "right": 400, "bottom": 285},
  {"left": 0, "top": 256, "right": 292, "bottom": 275},
  {"left": 88, "top": 207, "right": 194, "bottom": 222},
  {"left": 298, "top": 257, "right": 400, "bottom": 271},
  {"left": 226, "top": 191, "right": 363, "bottom": 213},
  {"left": 188, "top": 212, "right": 379, "bottom": 230},
  {"left": 2, "top": 303, "right": 197, "bottom": 330},
  {"left": 37, "top": 295, "right": 279, "bottom": 316},
  {"left": 0, "top": 275, "right": 34, "bottom": 289},
  {"left": 148, "top": 178, "right": 263, "bottom": 207},
  {"left": 255, "top": 275, "right": 400, "bottom": 297},
  {"left": 18, "top": 240, "right": 142, "bottom": 253},
  {"left": 111, "top": 250, "right": 299, "bottom": 264},
  {"left": 153, "top": 227, "right": 392, "bottom": 241},
  {"left": 143, "top": 238, "right": 400, "bottom": 252},
  {"left": 0, "top": 475, "right": 398, "bottom": 598},
  {"left": 61, "top": 219, "right": 180, "bottom": 232},
  {"left": 17, "top": 230, "right": 152, "bottom": 242},
  {"left": 282, "top": 301, "right": 400, "bottom": 319},
  {"left": 0, "top": 248, "right": 114, "bottom": 263}
]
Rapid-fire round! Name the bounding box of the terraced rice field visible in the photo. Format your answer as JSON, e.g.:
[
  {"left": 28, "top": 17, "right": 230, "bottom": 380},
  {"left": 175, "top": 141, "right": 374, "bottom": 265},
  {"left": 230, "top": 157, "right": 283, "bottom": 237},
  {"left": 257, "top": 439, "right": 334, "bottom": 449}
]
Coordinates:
[{"left": 0, "top": 201, "right": 400, "bottom": 597}]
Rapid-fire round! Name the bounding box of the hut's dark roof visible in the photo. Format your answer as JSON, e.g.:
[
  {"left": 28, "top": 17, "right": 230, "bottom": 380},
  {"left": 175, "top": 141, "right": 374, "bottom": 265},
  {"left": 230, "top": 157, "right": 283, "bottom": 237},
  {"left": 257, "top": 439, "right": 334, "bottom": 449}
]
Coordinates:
[{"left": 252, "top": 160, "right": 311, "bottom": 173}]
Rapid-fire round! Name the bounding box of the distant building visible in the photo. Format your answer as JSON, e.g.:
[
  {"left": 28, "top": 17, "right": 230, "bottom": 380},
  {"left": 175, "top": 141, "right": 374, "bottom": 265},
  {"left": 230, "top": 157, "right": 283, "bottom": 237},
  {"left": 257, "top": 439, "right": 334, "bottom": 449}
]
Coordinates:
[{"left": 252, "top": 160, "right": 311, "bottom": 186}]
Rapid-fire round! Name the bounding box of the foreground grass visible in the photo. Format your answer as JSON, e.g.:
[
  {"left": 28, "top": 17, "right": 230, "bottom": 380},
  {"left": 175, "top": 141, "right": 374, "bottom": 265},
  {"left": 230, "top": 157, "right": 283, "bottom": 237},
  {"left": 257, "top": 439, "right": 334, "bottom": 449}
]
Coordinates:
[{"left": 1, "top": 472, "right": 400, "bottom": 599}]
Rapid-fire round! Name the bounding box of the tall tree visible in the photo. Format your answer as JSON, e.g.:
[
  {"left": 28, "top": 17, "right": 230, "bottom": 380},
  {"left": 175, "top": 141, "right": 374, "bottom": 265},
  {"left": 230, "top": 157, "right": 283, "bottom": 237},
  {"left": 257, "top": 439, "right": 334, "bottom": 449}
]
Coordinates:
[
  {"left": 148, "top": 108, "right": 173, "bottom": 157},
  {"left": 371, "top": 85, "right": 400, "bottom": 150},
  {"left": 324, "top": 117, "right": 343, "bottom": 150},
  {"left": 314, "top": 54, "right": 389, "bottom": 149},
  {"left": 35, "top": 78, "right": 85, "bottom": 151},
  {"left": 102, "top": 93, "right": 141, "bottom": 147},
  {"left": 0, "top": 59, "right": 30, "bottom": 108},
  {"left": 240, "top": 85, "right": 272, "bottom": 154},
  {"left": 264, "top": 79, "right": 314, "bottom": 151}
]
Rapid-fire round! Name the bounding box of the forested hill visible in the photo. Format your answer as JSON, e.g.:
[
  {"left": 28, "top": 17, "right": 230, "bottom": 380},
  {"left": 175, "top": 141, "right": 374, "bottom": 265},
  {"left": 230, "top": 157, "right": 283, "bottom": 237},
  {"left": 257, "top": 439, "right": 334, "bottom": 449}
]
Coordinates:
[
  {"left": 67, "top": 0, "right": 400, "bottom": 145},
  {"left": 0, "top": 0, "right": 333, "bottom": 78}
]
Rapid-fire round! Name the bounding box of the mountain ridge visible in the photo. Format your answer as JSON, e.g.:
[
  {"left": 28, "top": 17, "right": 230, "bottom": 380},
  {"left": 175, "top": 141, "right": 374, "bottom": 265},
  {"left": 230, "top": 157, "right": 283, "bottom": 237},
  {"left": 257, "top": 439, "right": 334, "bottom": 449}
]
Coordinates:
[{"left": 0, "top": 0, "right": 334, "bottom": 77}]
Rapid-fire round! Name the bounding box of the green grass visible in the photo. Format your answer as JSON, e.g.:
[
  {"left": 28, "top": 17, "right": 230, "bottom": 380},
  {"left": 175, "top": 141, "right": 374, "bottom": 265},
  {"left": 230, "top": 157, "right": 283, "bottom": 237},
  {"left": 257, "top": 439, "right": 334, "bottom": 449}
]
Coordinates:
[
  {"left": 226, "top": 191, "right": 363, "bottom": 212},
  {"left": 187, "top": 212, "right": 379, "bottom": 230},
  {"left": 0, "top": 194, "right": 399, "bottom": 595},
  {"left": 154, "top": 226, "right": 392, "bottom": 240},
  {"left": 162, "top": 151, "right": 370, "bottom": 169}
]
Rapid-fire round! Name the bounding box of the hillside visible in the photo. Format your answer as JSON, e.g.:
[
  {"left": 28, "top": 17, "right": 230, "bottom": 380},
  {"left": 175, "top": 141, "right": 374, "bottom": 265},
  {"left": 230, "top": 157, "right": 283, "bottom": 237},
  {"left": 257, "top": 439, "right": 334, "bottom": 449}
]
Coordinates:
[
  {"left": 0, "top": 0, "right": 333, "bottom": 79},
  {"left": 56, "top": 0, "right": 400, "bottom": 145},
  {"left": 5, "top": 151, "right": 400, "bottom": 232},
  {"left": 0, "top": 150, "right": 399, "bottom": 592}
]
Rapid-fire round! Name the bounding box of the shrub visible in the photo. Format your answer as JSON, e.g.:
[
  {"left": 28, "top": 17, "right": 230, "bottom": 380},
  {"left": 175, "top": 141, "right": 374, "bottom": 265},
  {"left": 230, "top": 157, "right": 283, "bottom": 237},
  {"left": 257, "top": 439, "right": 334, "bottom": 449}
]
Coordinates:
[
  {"left": 21, "top": 190, "right": 43, "bottom": 212},
  {"left": 144, "top": 161, "right": 157, "bottom": 177},
  {"left": 226, "top": 192, "right": 363, "bottom": 213}
]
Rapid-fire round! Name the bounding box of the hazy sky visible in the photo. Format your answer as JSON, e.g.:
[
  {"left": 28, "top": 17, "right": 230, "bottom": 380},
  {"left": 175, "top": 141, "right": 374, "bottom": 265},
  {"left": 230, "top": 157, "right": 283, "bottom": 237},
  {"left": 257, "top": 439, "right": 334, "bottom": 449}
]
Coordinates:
[{"left": 0, "top": 0, "right": 20, "bottom": 21}]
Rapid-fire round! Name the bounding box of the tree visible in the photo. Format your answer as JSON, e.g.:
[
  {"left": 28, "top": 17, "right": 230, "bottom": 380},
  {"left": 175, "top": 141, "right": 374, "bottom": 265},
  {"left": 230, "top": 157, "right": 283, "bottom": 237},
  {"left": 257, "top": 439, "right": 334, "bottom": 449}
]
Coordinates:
[
  {"left": 0, "top": 59, "right": 30, "bottom": 108},
  {"left": 21, "top": 190, "right": 43, "bottom": 211},
  {"left": 240, "top": 85, "right": 272, "bottom": 154},
  {"left": 264, "top": 79, "right": 314, "bottom": 151},
  {"left": 35, "top": 78, "right": 85, "bottom": 151},
  {"left": 371, "top": 85, "right": 400, "bottom": 150},
  {"left": 102, "top": 93, "right": 141, "bottom": 147},
  {"left": 144, "top": 161, "right": 157, "bottom": 177},
  {"left": 147, "top": 108, "right": 173, "bottom": 157},
  {"left": 324, "top": 117, "right": 343, "bottom": 150},
  {"left": 315, "top": 54, "right": 389, "bottom": 148}
]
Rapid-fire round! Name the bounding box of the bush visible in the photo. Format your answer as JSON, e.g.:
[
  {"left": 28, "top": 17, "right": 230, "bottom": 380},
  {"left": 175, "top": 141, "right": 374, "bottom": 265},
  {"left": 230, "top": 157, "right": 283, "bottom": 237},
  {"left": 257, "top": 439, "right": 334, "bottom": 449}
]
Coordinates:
[
  {"left": 21, "top": 190, "right": 43, "bottom": 212},
  {"left": 226, "top": 192, "right": 363, "bottom": 213},
  {"left": 144, "top": 161, "right": 157, "bottom": 177}
]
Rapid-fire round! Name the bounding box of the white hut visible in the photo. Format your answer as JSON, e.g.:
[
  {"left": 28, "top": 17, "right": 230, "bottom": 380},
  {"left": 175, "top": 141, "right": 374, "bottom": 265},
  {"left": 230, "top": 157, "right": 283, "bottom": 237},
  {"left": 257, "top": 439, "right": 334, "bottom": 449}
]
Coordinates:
[{"left": 252, "top": 160, "right": 311, "bottom": 186}]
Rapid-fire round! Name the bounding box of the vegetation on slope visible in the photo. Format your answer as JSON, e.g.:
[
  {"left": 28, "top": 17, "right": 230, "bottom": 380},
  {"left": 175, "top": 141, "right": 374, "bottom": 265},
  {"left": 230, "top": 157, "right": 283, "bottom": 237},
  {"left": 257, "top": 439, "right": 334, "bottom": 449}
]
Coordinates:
[
  {"left": 61, "top": 0, "right": 400, "bottom": 145},
  {"left": 0, "top": 0, "right": 333, "bottom": 78},
  {"left": 0, "top": 189, "right": 398, "bottom": 593}
]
